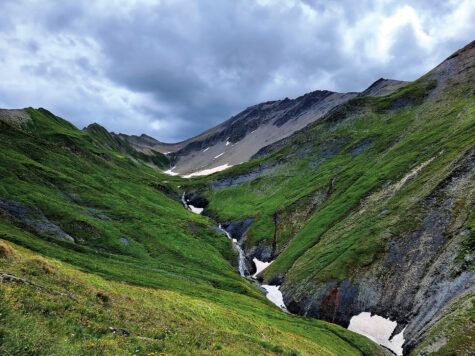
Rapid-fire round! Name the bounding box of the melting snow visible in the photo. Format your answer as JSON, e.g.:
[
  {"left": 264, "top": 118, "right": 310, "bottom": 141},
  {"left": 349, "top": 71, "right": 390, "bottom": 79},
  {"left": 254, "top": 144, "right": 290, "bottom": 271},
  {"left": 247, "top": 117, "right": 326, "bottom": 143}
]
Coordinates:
[
  {"left": 163, "top": 166, "right": 179, "bottom": 176},
  {"left": 252, "top": 257, "right": 272, "bottom": 278},
  {"left": 214, "top": 152, "right": 225, "bottom": 159},
  {"left": 262, "top": 285, "right": 287, "bottom": 311},
  {"left": 181, "top": 192, "right": 204, "bottom": 214},
  {"left": 183, "top": 164, "right": 232, "bottom": 178},
  {"left": 188, "top": 205, "right": 203, "bottom": 214},
  {"left": 348, "top": 312, "right": 405, "bottom": 355}
]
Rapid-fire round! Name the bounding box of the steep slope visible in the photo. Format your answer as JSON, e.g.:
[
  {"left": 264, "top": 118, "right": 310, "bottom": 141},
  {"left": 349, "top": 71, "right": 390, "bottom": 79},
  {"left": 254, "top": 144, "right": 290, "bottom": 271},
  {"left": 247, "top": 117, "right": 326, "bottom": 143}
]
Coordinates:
[
  {"left": 167, "top": 90, "right": 358, "bottom": 175},
  {"left": 0, "top": 108, "right": 383, "bottom": 354},
  {"left": 84, "top": 123, "right": 169, "bottom": 169},
  {"left": 159, "top": 79, "right": 406, "bottom": 177},
  {"left": 184, "top": 40, "right": 475, "bottom": 353}
]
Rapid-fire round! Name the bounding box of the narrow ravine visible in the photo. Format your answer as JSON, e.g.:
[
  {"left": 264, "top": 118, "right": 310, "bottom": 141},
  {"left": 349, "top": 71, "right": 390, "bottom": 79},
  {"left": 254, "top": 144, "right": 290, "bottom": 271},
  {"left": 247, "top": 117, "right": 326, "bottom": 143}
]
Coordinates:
[
  {"left": 182, "top": 193, "right": 404, "bottom": 353},
  {"left": 181, "top": 193, "right": 287, "bottom": 311}
]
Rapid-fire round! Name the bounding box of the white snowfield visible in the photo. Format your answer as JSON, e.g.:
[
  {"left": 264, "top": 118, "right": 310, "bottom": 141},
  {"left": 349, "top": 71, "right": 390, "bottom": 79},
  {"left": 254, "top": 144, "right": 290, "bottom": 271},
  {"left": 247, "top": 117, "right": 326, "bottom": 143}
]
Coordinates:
[
  {"left": 163, "top": 166, "right": 179, "bottom": 176},
  {"left": 348, "top": 312, "right": 405, "bottom": 355},
  {"left": 163, "top": 163, "right": 233, "bottom": 178},
  {"left": 251, "top": 257, "right": 287, "bottom": 311},
  {"left": 182, "top": 164, "right": 232, "bottom": 178},
  {"left": 261, "top": 285, "right": 288, "bottom": 311},
  {"left": 252, "top": 257, "right": 272, "bottom": 278}
]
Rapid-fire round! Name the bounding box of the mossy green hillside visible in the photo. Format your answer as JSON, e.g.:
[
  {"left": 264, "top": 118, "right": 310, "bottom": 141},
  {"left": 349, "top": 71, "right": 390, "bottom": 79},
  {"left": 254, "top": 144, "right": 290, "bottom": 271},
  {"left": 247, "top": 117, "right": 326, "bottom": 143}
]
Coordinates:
[
  {"left": 194, "top": 75, "right": 475, "bottom": 285},
  {"left": 0, "top": 109, "right": 382, "bottom": 354}
]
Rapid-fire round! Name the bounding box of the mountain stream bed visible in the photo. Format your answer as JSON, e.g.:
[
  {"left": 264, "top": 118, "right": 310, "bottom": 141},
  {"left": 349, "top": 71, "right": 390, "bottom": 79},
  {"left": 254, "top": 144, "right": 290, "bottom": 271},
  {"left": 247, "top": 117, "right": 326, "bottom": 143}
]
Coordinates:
[{"left": 182, "top": 193, "right": 404, "bottom": 354}]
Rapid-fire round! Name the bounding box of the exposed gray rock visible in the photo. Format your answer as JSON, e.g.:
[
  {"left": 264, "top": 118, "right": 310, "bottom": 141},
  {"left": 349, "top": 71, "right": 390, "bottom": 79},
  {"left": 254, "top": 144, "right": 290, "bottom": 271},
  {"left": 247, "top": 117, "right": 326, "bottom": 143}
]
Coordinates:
[
  {"left": 221, "top": 218, "right": 254, "bottom": 242},
  {"left": 183, "top": 192, "right": 209, "bottom": 208},
  {"left": 0, "top": 109, "right": 31, "bottom": 128},
  {"left": 359, "top": 78, "right": 408, "bottom": 97},
  {"left": 281, "top": 146, "right": 475, "bottom": 353},
  {"left": 163, "top": 90, "right": 358, "bottom": 175},
  {"left": 0, "top": 200, "right": 75, "bottom": 243},
  {"left": 210, "top": 164, "right": 277, "bottom": 190}
]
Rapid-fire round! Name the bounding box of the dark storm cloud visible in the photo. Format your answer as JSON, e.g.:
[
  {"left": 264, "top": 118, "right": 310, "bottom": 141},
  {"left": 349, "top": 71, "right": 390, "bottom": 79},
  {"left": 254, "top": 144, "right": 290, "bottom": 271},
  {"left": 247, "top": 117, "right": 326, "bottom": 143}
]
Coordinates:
[{"left": 0, "top": 0, "right": 473, "bottom": 142}]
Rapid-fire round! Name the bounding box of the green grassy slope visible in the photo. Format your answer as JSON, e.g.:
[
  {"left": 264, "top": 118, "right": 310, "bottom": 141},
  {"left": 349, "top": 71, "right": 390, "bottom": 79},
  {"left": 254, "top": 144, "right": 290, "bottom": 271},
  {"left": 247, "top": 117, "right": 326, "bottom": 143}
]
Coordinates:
[
  {"left": 194, "top": 69, "right": 474, "bottom": 285},
  {"left": 0, "top": 109, "right": 383, "bottom": 355},
  {"left": 182, "top": 43, "right": 475, "bottom": 353}
]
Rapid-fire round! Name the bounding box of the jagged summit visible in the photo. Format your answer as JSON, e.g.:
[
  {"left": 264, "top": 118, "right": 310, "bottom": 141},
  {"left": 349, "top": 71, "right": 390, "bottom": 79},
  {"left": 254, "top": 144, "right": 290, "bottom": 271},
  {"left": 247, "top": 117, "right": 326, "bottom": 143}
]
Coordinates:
[{"left": 360, "top": 78, "right": 408, "bottom": 97}]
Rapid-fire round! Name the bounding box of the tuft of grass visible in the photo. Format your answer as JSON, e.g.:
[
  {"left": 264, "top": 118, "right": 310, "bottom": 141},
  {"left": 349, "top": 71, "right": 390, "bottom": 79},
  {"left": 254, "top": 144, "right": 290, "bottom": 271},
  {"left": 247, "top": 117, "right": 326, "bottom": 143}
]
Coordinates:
[{"left": 0, "top": 240, "right": 15, "bottom": 259}]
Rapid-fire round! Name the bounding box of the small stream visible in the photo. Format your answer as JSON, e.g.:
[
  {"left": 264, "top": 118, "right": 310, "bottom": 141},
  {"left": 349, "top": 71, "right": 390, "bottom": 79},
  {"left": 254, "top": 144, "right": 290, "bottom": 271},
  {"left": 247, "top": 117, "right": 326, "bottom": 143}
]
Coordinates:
[
  {"left": 181, "top": 193, "right": 287, "bottom": 311},
  {"left": 218, "top": 224, "right": 248, "bottom": 276}
]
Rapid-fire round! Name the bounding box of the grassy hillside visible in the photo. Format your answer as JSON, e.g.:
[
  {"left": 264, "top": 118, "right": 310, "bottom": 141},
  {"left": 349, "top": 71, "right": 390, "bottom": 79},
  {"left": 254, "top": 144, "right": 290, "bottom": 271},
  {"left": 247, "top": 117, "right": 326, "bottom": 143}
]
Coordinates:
[
  {"left": 183, "top": 43, "right": 475, "bottom": 353},
  {"left": 193, "top": 76, "right": 474, "bottom": 282},
  {"left": 0, "top": 108, "right": 383, "bottom": 355}
]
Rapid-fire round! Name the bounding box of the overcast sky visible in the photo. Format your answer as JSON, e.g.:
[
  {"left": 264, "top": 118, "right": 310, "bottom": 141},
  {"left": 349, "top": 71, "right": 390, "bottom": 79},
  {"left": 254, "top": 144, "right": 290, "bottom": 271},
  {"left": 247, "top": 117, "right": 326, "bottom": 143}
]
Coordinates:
[{"left": 0, "top": 0, "right": 473, "bottom": 142}]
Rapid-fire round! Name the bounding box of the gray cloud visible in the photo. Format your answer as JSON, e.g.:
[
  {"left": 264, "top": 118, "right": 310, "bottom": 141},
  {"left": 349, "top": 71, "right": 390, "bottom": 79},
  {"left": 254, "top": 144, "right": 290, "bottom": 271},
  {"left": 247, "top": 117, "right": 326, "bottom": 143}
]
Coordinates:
[{"left": 0, "top": 0, "right": 473, "bottom": 142}]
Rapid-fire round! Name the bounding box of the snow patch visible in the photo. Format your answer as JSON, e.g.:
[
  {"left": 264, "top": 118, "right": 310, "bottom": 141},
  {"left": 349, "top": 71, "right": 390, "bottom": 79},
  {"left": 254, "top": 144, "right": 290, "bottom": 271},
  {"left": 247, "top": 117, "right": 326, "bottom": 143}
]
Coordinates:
[
  {"left": 163, "top": 166, "right": 179, "bottom": 176},
  {"left": 214, "top": 152, "right": 225, "bottom": 159},
  {"left": 262, "top": 285, "right": 287, "bottom": 311},
  {"left": 183, "top": 164, "right": 232, "bottom": 178},
  {"left": 348, "top": 312, "right": 405, "bottom": 355},
  {"left": 188, "top": 205, "right": 203, "bottom": 214},
  {"left": 252, "top": 257, "right": 272, "bottom": 278},
  {"left": 225, "top": 140, "right": 231, "bottom": 146},
  {"left": 181, "top": 192, "right": 204, "bottom": 214},
  {"left": 203, "top": 147, "right": 209, "bottom": 152}
]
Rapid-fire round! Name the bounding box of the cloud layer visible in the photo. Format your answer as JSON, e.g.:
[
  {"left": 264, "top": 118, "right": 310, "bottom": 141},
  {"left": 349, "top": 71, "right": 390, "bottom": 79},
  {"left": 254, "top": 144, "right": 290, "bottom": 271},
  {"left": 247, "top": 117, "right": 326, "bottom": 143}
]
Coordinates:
[{"left": 0, "top": 0, "right": 473, "bottom": 141}]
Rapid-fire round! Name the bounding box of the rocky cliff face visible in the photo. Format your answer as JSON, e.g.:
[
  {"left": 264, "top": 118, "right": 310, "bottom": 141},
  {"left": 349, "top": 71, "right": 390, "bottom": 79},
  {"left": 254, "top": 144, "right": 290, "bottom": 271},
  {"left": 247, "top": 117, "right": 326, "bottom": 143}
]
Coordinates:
[{"left": 282, "top": 146, "right": 474, "bottom": 353}]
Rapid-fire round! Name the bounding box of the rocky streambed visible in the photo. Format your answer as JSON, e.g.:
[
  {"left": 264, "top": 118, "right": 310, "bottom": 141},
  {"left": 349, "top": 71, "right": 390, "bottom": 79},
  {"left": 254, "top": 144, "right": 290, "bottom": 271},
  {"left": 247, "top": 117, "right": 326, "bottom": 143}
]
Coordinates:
[
  {"left": 181, "top": 192, "right": 410, "bottom": 354},
  {"left": 181, "top": 193, "right": 288, "bottom": 311}
]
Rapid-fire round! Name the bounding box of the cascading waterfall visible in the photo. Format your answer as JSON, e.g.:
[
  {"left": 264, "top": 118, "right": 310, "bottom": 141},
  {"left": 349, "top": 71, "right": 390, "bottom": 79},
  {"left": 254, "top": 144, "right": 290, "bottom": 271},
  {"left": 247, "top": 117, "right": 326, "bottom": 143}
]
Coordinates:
[
  {"left": 218, "top": 224, "right": 248, "bottom": 277},
  {"left": 182, "top": 191, "right": 286, "bottom": 311}
]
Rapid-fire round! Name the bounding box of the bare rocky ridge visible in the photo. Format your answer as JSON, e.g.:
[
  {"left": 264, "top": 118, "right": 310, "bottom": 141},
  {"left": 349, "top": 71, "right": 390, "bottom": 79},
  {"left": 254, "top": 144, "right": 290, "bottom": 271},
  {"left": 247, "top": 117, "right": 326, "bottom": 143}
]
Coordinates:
[
  {"left": 129, "top": 78, "right": 404, "bottom": 176},
  {"left": 359, "top": 78, "right": 408, "bottom": 97},
  {"left": 65, "top": 77, "right": 408, "bottom": 177}
]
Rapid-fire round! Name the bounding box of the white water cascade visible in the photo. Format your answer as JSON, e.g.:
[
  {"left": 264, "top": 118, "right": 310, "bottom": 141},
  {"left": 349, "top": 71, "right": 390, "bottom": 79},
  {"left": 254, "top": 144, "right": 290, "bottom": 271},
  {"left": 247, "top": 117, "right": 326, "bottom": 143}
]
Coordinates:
[
  {"left": 218, "top": 224, "right": 248, "bottom": 276},
  {"left": 181, "top": 192, "right": 287, "bottom": 311}
]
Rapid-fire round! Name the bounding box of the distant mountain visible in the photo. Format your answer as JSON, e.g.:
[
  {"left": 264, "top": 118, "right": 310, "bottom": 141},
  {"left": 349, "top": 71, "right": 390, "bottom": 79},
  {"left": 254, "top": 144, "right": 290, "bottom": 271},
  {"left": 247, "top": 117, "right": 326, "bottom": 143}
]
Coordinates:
[{"left": 156, "top": 79, "right": 405, "bottom": 176}]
